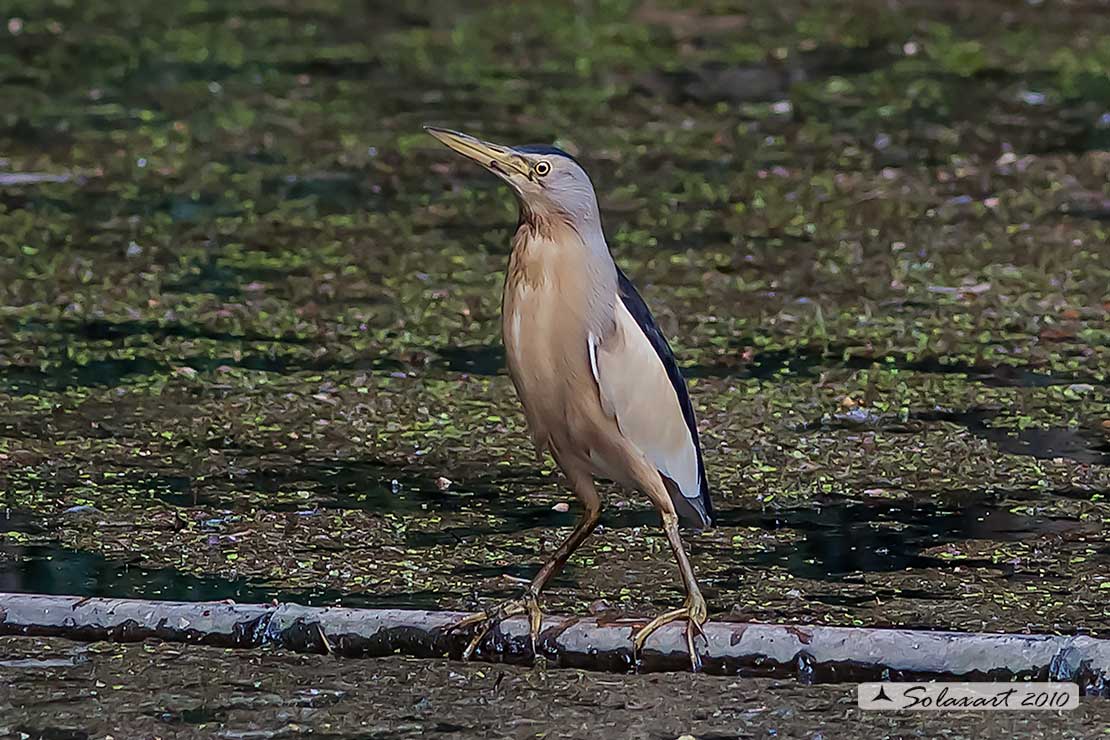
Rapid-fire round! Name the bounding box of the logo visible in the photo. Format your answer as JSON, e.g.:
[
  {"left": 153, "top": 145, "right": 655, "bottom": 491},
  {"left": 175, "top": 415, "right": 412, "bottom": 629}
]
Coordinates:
[{"left": 858, "top": 682, "right": 1079, "bottom": 711}]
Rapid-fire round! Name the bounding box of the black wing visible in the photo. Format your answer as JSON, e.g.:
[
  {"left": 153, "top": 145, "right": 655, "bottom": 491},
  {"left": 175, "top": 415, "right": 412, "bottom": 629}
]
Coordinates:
[{"left": 616, "top": 266, "right": 714, "bottom": 528}]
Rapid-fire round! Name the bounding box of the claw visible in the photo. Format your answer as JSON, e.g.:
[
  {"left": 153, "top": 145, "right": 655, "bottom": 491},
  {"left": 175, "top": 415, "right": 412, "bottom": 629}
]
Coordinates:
[
  {"left": 449, "top": 592, "right": 544, "bottom": 660},
  {"left": 631, "top": 594, "right": 708, "bottom": 672}
]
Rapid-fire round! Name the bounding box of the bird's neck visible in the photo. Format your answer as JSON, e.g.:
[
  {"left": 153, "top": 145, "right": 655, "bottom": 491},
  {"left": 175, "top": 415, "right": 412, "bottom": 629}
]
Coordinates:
[{"left": 507, "top": 215, "right": 618, "bottom": 339}]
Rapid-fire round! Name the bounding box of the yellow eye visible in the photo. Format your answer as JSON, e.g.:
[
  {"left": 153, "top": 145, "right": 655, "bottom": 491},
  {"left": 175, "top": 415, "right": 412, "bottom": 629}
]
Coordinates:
[{"left": 534, "top": 161, "right": 551, "bottom": 177}]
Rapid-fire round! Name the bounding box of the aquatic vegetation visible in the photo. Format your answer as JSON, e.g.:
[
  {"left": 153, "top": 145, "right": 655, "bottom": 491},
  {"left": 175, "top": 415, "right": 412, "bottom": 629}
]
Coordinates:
[{"left": 0, "top": 0, "right": 1107, "bottom": 640}]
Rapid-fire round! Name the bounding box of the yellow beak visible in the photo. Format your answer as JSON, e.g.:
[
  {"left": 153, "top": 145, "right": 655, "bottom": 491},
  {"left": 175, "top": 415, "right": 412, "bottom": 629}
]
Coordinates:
[{"left": 424, "top": 126, "right": 529, "bottom": 179}]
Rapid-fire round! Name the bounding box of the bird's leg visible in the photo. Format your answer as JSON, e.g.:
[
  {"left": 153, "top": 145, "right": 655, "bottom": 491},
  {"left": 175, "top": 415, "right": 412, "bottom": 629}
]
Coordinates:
[
  {"left": 632, "top": 509, "right": 709, "bottom": 672},
  {"left": 450, "top": 478, "right": 601, "bottom": 660}
]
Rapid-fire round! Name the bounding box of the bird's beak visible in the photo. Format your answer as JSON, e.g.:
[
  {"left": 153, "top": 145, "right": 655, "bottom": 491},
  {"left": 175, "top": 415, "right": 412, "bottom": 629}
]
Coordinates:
[{"left": 424, "top": 126, "right": 529, "bottom": 179}]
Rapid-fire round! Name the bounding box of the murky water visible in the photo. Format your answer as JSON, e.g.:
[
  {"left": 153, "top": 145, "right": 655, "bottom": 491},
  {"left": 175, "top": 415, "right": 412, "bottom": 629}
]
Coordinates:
[
  {"left": 0, "top": 3, "right": 1108, "bottom": 733},
  {"left": 0, "top": 450, "right": 1100, "bottom": 631},
  {"left": 0, "top": 542, "right": 448, "bottom": 608}
]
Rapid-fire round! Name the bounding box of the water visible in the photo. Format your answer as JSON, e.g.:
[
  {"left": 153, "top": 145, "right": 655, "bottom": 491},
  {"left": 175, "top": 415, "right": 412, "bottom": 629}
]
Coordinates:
[
  {"left": 0, "top": 475, "right": 1086, "bottom": 614},
  {"left": 0, "top": 0, "right": 1107, "bottom": 665},
  {"left": 727, "top": 499, "right": 1080, "bottom": 580},
  {"left": 0, "top": 543, "right": 445, "bottom": 609},
  {"left": 805, "top": 407, "right": 1110, "bottom": 467}
]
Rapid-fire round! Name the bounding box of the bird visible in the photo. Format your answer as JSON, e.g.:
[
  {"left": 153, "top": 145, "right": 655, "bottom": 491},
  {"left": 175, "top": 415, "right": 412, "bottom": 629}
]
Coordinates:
[{"left": 426, "top": 126, "right": 714, "bottom": 670}]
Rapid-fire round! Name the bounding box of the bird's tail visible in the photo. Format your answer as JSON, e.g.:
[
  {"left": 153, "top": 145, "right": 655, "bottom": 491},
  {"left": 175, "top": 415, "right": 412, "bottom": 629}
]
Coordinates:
[{"left": 663, "top": 476, "right": 714, "bottom": 530}]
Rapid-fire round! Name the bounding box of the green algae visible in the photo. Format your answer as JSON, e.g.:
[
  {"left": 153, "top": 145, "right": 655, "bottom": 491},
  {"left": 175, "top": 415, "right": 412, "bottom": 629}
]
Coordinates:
[{"left": 0, "top": 0, "right": 1108, "bottom": 643}]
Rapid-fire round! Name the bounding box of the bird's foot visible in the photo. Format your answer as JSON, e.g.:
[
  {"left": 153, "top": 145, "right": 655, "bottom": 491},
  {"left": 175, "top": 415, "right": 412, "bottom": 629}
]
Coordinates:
[
  {"left": 632, "top": 593, "right": 708, "bottom": 672},
  {"left": 449, "top": 591, "right": 544, "bottom": 660}
]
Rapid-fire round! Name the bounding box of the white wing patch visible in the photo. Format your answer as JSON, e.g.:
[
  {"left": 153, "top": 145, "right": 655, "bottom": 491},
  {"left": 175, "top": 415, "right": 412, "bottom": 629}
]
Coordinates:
[
  {"left": 587, "top": 331, "right": 613, "bottom": 416},
  {"left": 587, "top": 331, "right": 600, "bottom": 385},
  {"left": 590, "top": 301, "right": 700, "bottom": 500}
]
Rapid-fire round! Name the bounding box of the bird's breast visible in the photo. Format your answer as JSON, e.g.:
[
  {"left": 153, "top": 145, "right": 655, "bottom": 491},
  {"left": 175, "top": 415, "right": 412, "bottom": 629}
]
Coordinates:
[
  {"left": 500, "top": 232, "right": 614, "bottom": 452},
  {"left": 502, "top": 276, "right": 590, "bottom": 400}
]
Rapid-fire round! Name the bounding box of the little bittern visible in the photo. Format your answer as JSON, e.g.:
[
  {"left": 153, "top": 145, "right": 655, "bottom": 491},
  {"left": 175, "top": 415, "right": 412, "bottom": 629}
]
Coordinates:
[{"left": 427, "top": 127, "right": 714, "bottom": 670}]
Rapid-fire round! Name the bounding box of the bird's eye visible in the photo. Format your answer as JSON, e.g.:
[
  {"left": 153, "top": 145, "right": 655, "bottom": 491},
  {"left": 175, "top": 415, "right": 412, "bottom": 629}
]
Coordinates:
[{"left": 534, "top": 161, "right": 551, "bottom": 177}]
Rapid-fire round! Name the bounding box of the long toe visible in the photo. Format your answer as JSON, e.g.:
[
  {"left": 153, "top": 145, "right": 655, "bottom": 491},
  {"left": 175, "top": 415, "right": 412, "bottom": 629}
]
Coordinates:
[
  {"left": 632, "top": 607, "right": 686, "bottom": 655},
  {"left": 450, "top": 594, "right": 542, "bottom": 660},
  {"left": 632, "top": 603, "right": 708, "bottom": 671},
  {"left": 685, "top": 620, "right": 704, "bottom": 672},
  {"left": 525, "top": 596, "right": 544, "bottom": 656}
]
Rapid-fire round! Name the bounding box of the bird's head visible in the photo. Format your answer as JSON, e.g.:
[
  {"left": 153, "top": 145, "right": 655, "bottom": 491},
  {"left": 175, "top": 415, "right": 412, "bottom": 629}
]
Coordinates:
[{"left": 425, "top": 126, "right": 600, "bottom": 229}]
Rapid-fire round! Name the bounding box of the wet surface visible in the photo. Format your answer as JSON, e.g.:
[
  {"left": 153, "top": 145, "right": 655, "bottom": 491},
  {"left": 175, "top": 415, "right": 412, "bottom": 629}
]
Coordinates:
[
  {"left": 1, "top": 458, "right": 1105, "bottom": 637},
  {"left": 1, "top": 0, "right": 1110, "bottom": 733},
  {"left": 1, "top": 637, "right": 1107, "bottom": 740},
  {"left": 1, "top": 493, "right": 1082, "bottom": 605},
  {"left": 0, "top": 543, "right": 445, "bottom": 609}
]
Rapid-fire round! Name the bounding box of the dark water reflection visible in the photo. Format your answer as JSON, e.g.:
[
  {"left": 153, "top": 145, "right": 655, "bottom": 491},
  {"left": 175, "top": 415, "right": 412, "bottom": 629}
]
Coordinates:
[
  {"left": 0, "top": 473, "right": 1083, "bottom": 605},
  {"left": 0, "top": 543, "right": 445, "bottom": 610},
  {"left": 727, "top": 500, "right": 1078, "bottom": 580}
]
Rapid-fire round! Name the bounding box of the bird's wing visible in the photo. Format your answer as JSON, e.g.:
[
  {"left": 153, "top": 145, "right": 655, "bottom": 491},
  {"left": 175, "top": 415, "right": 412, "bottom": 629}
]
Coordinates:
[{"left": 589, "top": 268, "right": 713, "bottom": 528}]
